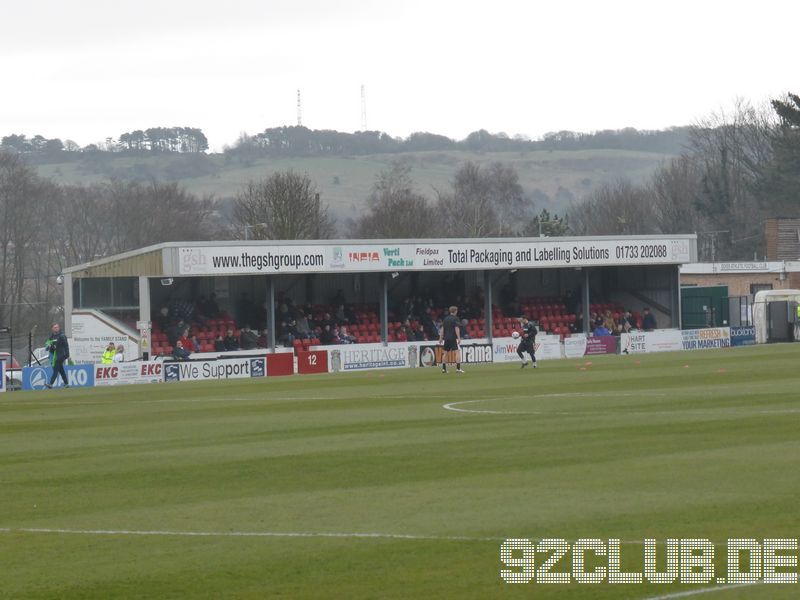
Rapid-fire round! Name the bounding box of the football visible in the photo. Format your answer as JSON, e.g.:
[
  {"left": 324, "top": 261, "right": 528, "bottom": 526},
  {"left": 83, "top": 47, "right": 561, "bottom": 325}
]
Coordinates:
[{"left": 511, "top": 331, "right": 520, "bottom": 339}]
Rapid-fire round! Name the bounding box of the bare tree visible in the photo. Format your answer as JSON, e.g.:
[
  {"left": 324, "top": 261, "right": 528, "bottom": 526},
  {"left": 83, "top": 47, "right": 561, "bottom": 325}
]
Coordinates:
[
  {"left": 567, "top": 179, "right": 658, "bottom": 236},
  {"left": 437, "top": 161, "right": 531, "bottom": 237},
  {"left": 233, "top": 170, "right": 334, "bottom": 240},
  {"left": 352, "top": 162, "right": 435, "bottom": 238}
]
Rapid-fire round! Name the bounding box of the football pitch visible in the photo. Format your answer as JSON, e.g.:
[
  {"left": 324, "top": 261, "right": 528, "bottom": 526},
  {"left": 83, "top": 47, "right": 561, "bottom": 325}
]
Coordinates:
[{"left": 1, "top": 344, "right": 799, "bottom": 599}]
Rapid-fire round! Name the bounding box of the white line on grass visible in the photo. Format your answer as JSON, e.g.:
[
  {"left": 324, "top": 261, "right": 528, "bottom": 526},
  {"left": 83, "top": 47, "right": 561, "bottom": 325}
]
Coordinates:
[
  {"left": 0, "top": 527, "right": 501, "bottom": 542},
  {"left": 644, "top": 582, "right": 758, "bottom": 599}
]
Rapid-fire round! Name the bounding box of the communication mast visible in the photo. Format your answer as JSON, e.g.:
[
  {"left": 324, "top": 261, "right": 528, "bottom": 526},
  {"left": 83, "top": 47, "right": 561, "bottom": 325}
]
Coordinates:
[
  {"left": 360, "top": 85, "right": 367, "bottom": 131},
  {"left": 297, "top": 89, "right": 302, "bottom": 127}
]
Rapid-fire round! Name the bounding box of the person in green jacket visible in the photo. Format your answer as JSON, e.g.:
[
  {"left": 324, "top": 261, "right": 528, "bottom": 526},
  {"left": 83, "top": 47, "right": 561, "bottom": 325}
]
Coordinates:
[{"left": 101, "top": 342, "right": 116, "bottom": 364}]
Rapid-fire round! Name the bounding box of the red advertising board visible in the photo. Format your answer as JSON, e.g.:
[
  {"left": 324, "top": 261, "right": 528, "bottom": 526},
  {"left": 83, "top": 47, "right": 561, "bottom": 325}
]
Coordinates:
[
  {"left": 297, "top": 350, "right": 329, "bottom": 374},
  {"left": 266, "top": 352, "right": 294, "bottom": 376},
  {"left": 585, "top": 336, "right": 617, "bottom": 355}
]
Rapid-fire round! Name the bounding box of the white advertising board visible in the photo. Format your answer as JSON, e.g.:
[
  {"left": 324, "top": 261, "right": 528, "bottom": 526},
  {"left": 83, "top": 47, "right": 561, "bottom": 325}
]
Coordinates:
[
  {"left": 94, "top": 361, "right": 163, "bottom": 386},
  {"left": 681, "top": 328, "right": 731, "bottom": 350},
  {"left": 325, "top": 343, "right": 412, "bottom": 371},
  {"left": 620, "top": 330, "right": 683, "bottom": 354},
  {"left": 177, "top": 238, "right": 694, "bottom": 276},
  {"left": 163, "top": 357, "right": 266, "bottom": 382},
  {"left": 492, "top": 335, "right": 562, "bottom": 362}
]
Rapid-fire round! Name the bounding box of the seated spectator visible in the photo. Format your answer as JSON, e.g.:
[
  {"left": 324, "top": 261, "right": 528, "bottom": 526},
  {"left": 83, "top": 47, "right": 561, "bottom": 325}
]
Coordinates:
[
  {"left": 276, "top": 320, "right": 296, "bottom": 347},
  {"left": 618, "top": 310, "right": 635, "bottom": 333},
  {"left": 295, "top": 311, "right": 311, "bottom": 338},
  {"left": 460, "top": 319, "right": 471, "bottom": 340},
  {"left": 338, "top": 325, "right": 355, "bottom": 344},
  {"left": 172, "top": 340, "right": 192, "bottom": 361},
  {"left": 320, "top": 312, "right": 335, "bottom": 329},
  {"left": 213, "top": 334, "right": 225, "bottom": 352},
  {"left": 240, "top": 324, "right": 259, "bottom": 350},
  {"left": 642, "top": 308, "right": 657, "bottom": 331},
  {"left": 189, "top": 334, "right": 202, "bottom": 352},
  {"left": 593, "top": 324, "right": 611, "bottom": 336},
  {"left": 113, "top": 344, "right": 125, "bottom": 363},
  {"left": 223, "top": 328, "right": 240, "bottom": 351},
  {"left": 101, "top": 342, "right": 116, "bottom": 364},
  {"left": 177, "top": 328, "right": 193, "bottom": 352},
  {"left": 602, "top": 310, "right": 616, "bottom": 332},
  {"left": 413, "top": 326, "right": 426, "bottom": 341},
  {"left": 257, "top": 329, "right": 269, "bottom": 348},
  {"left": 320, "top": 324, "right": 335, "bottom": 345}
]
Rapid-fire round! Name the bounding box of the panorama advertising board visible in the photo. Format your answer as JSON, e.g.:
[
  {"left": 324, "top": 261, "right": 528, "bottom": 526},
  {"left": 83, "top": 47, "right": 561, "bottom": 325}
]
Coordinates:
[
  {"left": 177, "top": 237, "right": 695, "bottom": 276},
  {"left": 418, "top": 342, "right": 494, "bottom": 367}
]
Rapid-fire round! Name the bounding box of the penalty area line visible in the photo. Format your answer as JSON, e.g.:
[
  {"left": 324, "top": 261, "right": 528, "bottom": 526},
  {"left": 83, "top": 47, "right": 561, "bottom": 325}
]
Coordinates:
[{"left": 644, "top": 582, "right": 759, "bottom": 599}]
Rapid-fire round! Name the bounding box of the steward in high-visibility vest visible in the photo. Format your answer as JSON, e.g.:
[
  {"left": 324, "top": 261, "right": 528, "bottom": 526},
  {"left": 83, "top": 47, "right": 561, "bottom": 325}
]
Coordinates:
[{"left": 101, "top": 342, "right": 116, "bottom": 364}]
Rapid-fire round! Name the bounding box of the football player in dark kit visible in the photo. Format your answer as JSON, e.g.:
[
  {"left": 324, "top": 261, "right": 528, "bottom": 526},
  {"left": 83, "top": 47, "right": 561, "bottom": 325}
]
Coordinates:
[
  {"left": 439, "top": 306, "right": 464, "bottom": 374},
  {"left": 517, "top": 316, "right": 538, "bottom": 369}
]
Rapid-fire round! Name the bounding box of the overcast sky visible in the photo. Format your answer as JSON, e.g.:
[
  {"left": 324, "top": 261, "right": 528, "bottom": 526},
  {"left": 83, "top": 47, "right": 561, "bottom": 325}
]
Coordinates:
[{"left": 2, "top": 0, "right": 797, "bottom": 150}]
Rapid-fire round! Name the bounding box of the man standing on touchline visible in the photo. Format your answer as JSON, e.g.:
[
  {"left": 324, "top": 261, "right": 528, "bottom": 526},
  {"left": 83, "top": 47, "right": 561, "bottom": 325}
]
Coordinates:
[
  {"left": 45, "top": 323, "right": 70, "bottom": 388},
  {"left": 439, "top": 306, "right": 464, "bottom": 374}
]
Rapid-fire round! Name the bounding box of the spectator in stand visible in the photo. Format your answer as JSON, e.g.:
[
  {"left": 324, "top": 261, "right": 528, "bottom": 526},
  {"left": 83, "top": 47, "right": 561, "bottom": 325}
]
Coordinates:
[
  {"left": 278, "top": 320, "right": 297, "bottom": 347},
  {"left": 156, "top": 306, "right": 170, "bottom": 331},
  {"left": 603, "top": 310, "right": 616, "bottom": 333},
  {"left": 413, "top": 325, "right": 426, "bottom": 341},
  {"left": 223, "top": 328, "right": 240, "bottom": 351},
  {"left": 189, "top": 334, "right": 202, "bottom": 352},
  {"left": 166, "top": 320, "right": 183, "bottom": 348},
  {"left": 240, "top": 324, "right": 258, "bottom": 350},
  {"left": 398, "top": 319, "right": 414, "bottom": 341},
  {"left": 618, "top": 310, "right": 635, "bottom": 334},
  {"left": 277, "top": 303, "right": 292, "bottom": 323},
  {"left": 173, "top": 340, "right": 191, "bottom": 361},
  {"left": 593, "top": 322, "right": 611, "bottom": 336},
  {"left": 257, "top": 329, "right": 269, "bottom": 348},
  {"left": 101, "top": 342, "right": 116, "bottom": 364},
  {"left": 295, "top": 311, "right": 311, "bottom": 338},
  {"left": 460, "top": 319, "right": 472, "bottom": 339},
  {"left": 113, "top": 344, "right": 125, "bottom": 362},
  {"left": 320, "top": 324, "right": 335, "bottom": 345},
  {"left": 642, "top": 308, "right": 657, "bottom": 331},
  {"left": 213, "top": 334, "right": 225, "bottom": 352},
  {"left": 320, "top": 312, "right": 335, "bottom": 329},
  {"left": 339, "top": 325, "right": 355, "bottom": 344},
  {"left": 177, "top": 327, "right": 193, "bottom": 352},
  {"left": 421, "top": 307, "right": 437, "bottom": 340}
]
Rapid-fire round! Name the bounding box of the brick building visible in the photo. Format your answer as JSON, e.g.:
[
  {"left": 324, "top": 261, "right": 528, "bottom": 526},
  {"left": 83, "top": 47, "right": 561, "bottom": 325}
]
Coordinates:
[{"left": 681, "top": 261, "right": 800, "bottom": 296}]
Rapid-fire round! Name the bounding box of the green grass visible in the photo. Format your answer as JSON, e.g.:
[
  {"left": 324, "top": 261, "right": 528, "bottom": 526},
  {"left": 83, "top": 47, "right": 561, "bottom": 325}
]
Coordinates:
[{"left": 1, "top": 345, "right": 799, "bottom": 598}]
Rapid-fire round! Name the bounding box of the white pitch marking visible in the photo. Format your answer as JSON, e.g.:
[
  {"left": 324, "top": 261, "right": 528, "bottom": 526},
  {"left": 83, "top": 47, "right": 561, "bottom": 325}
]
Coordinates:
[
  {"left": 0, "top": 527, "right": 501, "bottom": 542},
  {"left": 644, "top": 582, "right": 758, "bottom": 599}
]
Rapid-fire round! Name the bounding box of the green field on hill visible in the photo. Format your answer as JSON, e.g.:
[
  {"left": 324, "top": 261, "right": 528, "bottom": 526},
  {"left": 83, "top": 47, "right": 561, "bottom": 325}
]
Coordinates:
[
  {"left": 33, "top": 148, "right": 672, "bottom": 220},
  {"left": 2, "top": 344, "right": 798, "bottom": 599}
]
